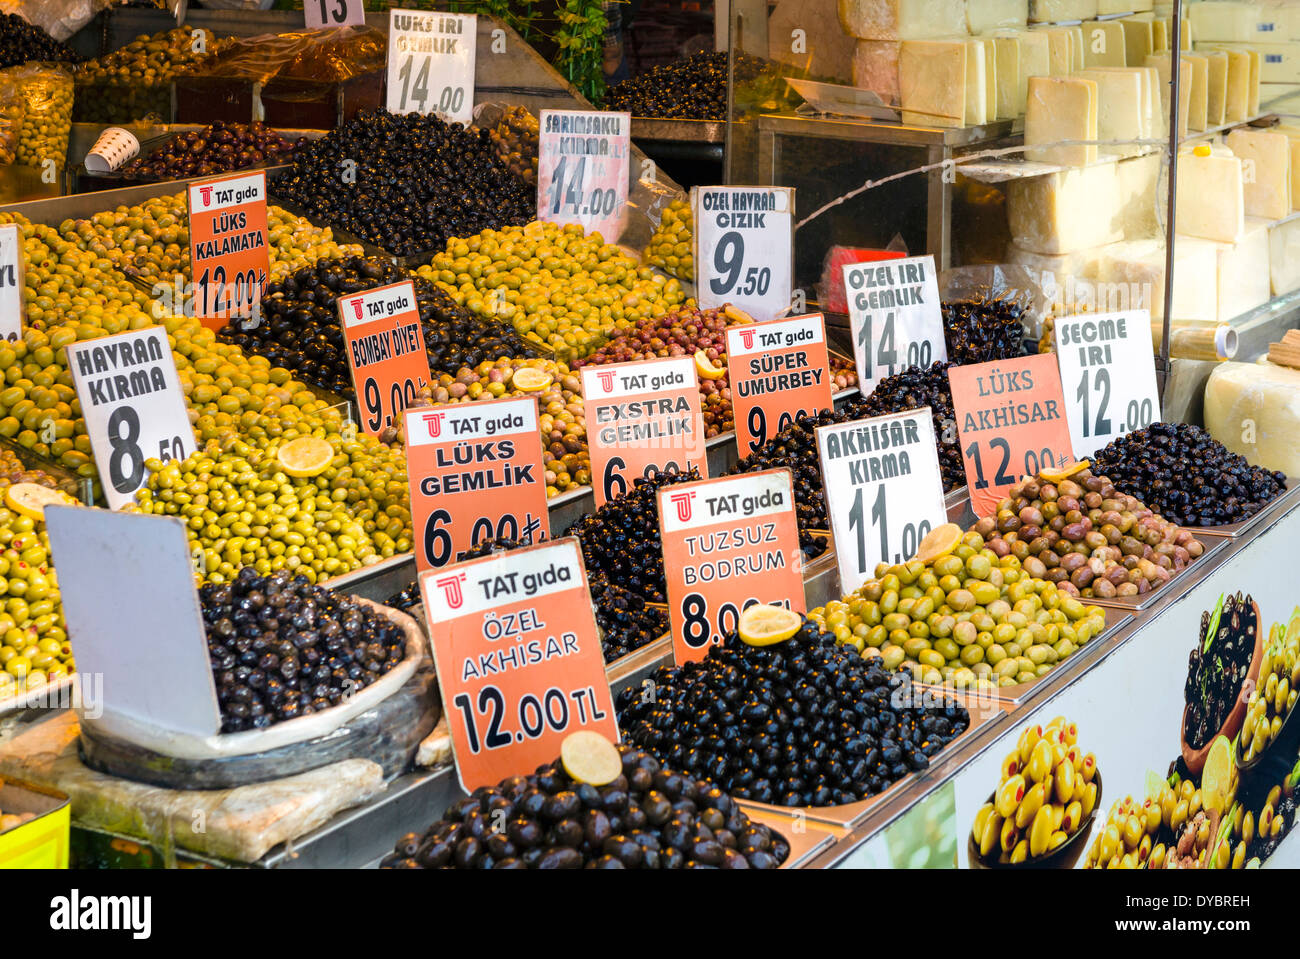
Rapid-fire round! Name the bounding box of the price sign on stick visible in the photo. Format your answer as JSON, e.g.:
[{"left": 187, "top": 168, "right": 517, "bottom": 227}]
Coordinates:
[
  {"left": 581, "top": 356, "right": 707, "bottom": 509},
  {"left": 66, "top": 327, "right": 196, "bottom": 510},
  {"left": 844, "top": 254, "right": 947, "bottom": 395},
  {"left": 537, "top": 110, "right": 630, "bottom": 242},
  {"left": 421, "top": 537, "right": 618, "bottom": 792},
  {"left": 338, "top": 280, "right": 432, "bottom": 439},
  {"left": 817, "top": 409, "right": 948, "bottom": 596},
  {"left": 186, "top": 170, "right": 269, "bottom": 332},
  {"left": 386, "top": 10, "right": 477, "bottom": 124},
  {"left": 404, "top": 396, "right": 548, "bottom": 571},
  {"left": 727, "top": 313, "right": 835, "bottom": 458},
  {"left": 1053, "top": 309, "right": 1161, "bottom": 459},
  {"left": 694, "top": 186, "right": 793, "bottom": 320},
  {"left": 0, "top": 223, "right": 23, "bottom": 342},
  {"left": 304, "top": 0, "right": 365, "bottom": 28},
  {"left": 949, "top": 354, "right": 1074, "bottom": 518},
  {"left": 658, "top": 468, "right": 806, "bottom": 665}
]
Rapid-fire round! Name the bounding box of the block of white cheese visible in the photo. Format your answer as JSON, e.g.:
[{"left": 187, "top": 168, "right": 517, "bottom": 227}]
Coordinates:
[
  {"left": 1176, "top": 149, "right": 1245, "bottom": 242},
  {"left": 838, "top": 0, "right": 968, "bottom": 40},
  {"left": 1035, "top": 26, "right": 1074, "bottom": 74},
  {"left": 1083, "top": 21, "right": 1128, "bottom": 66},
  {"left": 767, "top": 0, "right": 857, "bottom": 82},
  {"left": 1100, "top": 0, "right": 1151, "bottom": 12},
  {"left": 1152, "top": 19, "right": 1168, "bottom": 51},
  {"left": 1274, "top": 124, "right": 1300, "bottom": 210},
  {"left": 1205, "top": 51, "right": 1230, "bottom": 124},
  {"left": 1079, "top": 68, "right": 1145, "bottom": 156},
  {"left": 968, "top": 0, "right": 1028, "bottom": 35},
  {"left": 1224, "top": 48, "right": 1253, "bottom": 119},
  {"left": 1184, "top": 54, "right": 1210, "bottom": 130},
  {"left": 1268, "top": 215, "right": 1300, "bottom": 295},
  {"left": 1025, "top": 75, "right": 1098, "bottom": 166},
  {"left": 1028, "top": 0, "right": 1098, "bottom": 22},
  {"left": 1007, "top": 160, "right": 1122, "bottom": 254},
  {"left": 1225, "top": 127, "right": 1293, "bottom": 219},
  {"left": 852, "top": 40, "right": 902, "bottom": 102},
  {"left": 1145, "top": 53, "right": 1193, "bottom": 136},
  {"left": 1189, "top": 2, "right": 1263, "bottom": 42},
  {"left": 965, "top": 38, "right": 990, "bottom": 124},
  {"left": 1116, "top": 151, "right": 1163, "bottom": 238},
  {"left": 1069, "top": 25, "right": 1085, "bottom": 70},
  {"left": 1181, "top": 17, "right": 1194, "bottom": 51},
  {"left": 1008, "top": 241, "right": 1120, "bottom": 316},
  {"left": 900, "top": 39, "right": 968, "bottom": 126},
  {"left": 1017, "top": 29, "right": 1052, "bottom": 90},
  {"left": 1205, "top": 361, "right": 1300, "bottom": 478},
  {"left": 1119, "top": 17, "right": 1155, "bottom": 66},
  {"left": 1205, "top": 40, "right": 1300, "bottom": 83},
  {"left": 980, "top": 38, "right": 998, "bottom": 113},
  {"left": 1249, "top": 48, "right": 1262, "bottom": 113},
  {"left": 992, "top": 34, "right": 1023, "bottom": 116},
  {"left": 1098, "top": 238, "right": 1220, "bottom": 322},
  {"left": 1215, "top": 216, "right": 1271, "bottom": 323}
]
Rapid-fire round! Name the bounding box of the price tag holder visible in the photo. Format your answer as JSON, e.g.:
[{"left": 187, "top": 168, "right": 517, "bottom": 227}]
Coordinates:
[
  {"left": 420, "top": 537, "right": 617, "bottom": 793},
  {"left": 338, "top": 280, "right": 432, "bottom": 439},
  {"left": 694, "top": 186, "right": 793, "bottom": 320},
  {"left": 816, "top": 408, "right": 948, "bottom": 596},
  {"left": 844, "top": 253, "right": 947, "bottom": 395},
  {"left": 537, "top": 110, "right": 630, "bottom": 242},
  {"left": 727, "top": 313, "right": 835, "bottom": 457},
  {"left": 581, "top": 356, "right": 707, "bottom": 508},
  {"left": 0, "top": 223, "right": 23, "bottom": 342},
  {"left": 66, "top": 327, "right": 196, "bottom": 510},
  {"left": 404, "top": 396, "right": 548, "bottom": 570},
  {"left": 186, "top": 171, "right": 269, "bottom": 333},
  {"left": 386, "top": 10, "right": 477, "bottom": 124},
  {"left": 949, "top": 354, "right": 1074, "bottom": 518},
  {"left": 304, "top": 0, "right": 366, "bottom": 28},
  {"left": 1053, "top": 309, "right": 1160, "bottom": 459},
  {"left": 658, "top": 468, "right": 806, "bottom": 665}
]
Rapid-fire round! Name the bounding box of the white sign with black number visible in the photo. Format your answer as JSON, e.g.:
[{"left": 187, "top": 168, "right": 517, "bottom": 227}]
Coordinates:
[
  {"left": 693, "top": 186, "right": 793, "bottom": 321},
  {"left": 386, "top": 10, "right": 477, "bottom": 125},
  {"left": 536, "top": 110, "right": 630, "bottom": 243},
  {"left": 305, "top": 0, "right": 366, "bottom": 28},
  {"left": 1054, "top": 309, "right": 1161, "bottom": 460},
  {"left": 816, "top": 408, "right": 948, "bottom": 596},
  {"left": 0, "top": 224, "right": 23, "bottom": 342},
  {"left": 66, "top": 327, "right": 195, "bottom": 510},
  {"left": 844, "top": 253, "right": 947, "bottom": 395}
]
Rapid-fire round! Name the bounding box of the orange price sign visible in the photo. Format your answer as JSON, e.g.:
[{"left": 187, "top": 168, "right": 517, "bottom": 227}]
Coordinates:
[
  {"left": 726, "top": 312, "right": 835, "bottom": 457},
  {"left": 948, "top": 353, "right": 1074, "bottom": 518},
  {"left": 186, "top": 170, "right": 269, "bottom": 331},
  {"left": 404, "top": 395, "right": 549, "bottom": 570},
  {"left": 419, "top": 537, "right": 617, "bottom": 792},
  {"left": 658, "top": 468, "right": 806, "bottom": 665},
  {"left": 580, "top": 355, "right": 707, "bottom": 508},
  {"left": 338, "top": 280, "right": 431, "bottom": 438}
]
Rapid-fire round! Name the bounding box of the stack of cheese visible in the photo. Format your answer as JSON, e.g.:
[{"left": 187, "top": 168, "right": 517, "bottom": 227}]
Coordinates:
[
  {"left": 1204, "top": 358, "right": 1300, "bottom": 477},
  {"left": 1191, "top": 1, "right": 1300, "bottom": 112}
]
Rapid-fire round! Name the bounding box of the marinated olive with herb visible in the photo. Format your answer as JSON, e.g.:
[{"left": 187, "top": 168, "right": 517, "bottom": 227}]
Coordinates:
[{"left": 1184, "top": 592, "right": 1258, "bottom": 751}]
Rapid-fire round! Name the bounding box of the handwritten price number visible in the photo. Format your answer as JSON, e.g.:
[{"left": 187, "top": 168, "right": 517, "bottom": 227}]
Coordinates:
[
  {"left": 601, "top": 457, "right": 681, "bottom": 504},
  {"left": 314, "top": 0, "right": 352, "bottom": 23},
  {"left": 1075, "top": 369, "right": 1154, "bottom": 438},
  {"left": 546, "top": 157, "right": 618, "bottom": 218},
  {"left": 422, "top": 509, "right": 544, "bottom": 567},
  {"left": 847, "top": 485, "right": 931, "bottom": 572},
  {"left": 196, "top": 265, "right": 265, "bottom": 318},
  {"left": 708, "top": 232, "right": 770, "bottom": 298},
  {"left": 680, "top": 594, "right": 791, "bottom": 649},
  {"left": 362, "top": 374, "right": 427, "bottom": 433},
  {"left": 106, "top": 405, "right": 185, "bottom": 494},
  {"left": 965, "top": 439, "right": 1069, "bottom": 491},
  {"left": 396, "top": 55, "right": 466, "bottom": 116},
  {"left": 453, "top": 685, "right": 579, "bottom": 754},
  {"left": 855, "top": 310, "right": 932, "bottom": 380}
]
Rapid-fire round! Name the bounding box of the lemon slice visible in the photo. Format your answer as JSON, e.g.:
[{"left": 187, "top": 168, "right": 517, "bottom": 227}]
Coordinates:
[
  {"left": 738, "top": 604, "right": 803, "bottom": 646},
  {"left": 276, "top": 437, "right": 334, "bottom": 478},
  {"left": 1144, "top": 769, "right": 1166, "bottom": 804},
  {"left": 1039, "top": 460, "right": 1090, "bottom": 483},
  {"left": 912, "top": 523, "right": 963, "bottom": 564},
  {"left": 560, "top": 731, "right": 623, "bottom": 786},
  {"left": 3, "top": 483, "right": 76, "bottom": 522},
  {"left": 1202, "top": 734, "right": 1233, "bottom": 815},
  {"left": 694, "top": 350, "right": 726, "bottom": 380},
  {"left": 512, "top": 368, "right": 553, "bottom": 392}
]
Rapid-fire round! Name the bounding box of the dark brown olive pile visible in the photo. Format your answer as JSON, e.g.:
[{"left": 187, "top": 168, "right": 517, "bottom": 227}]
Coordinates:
[
  {"left": 1184, "top": 592, "right": 1258, "bottom": 750},
  {"left": 857, "top": 361, "right": 965, "bottom": 492},
  {"left": 272, "top": 109, "right": 534, "bottom": 256},
  {"left": 604, "top": 52, "right": 768, "bottom": 121},
  {"left": 117, "top": 121, "right": 296, "bottom": 181},
  {"left": 201, "top": 567, "right": 407, "bottom": 733},
  {"left": 486, "top": 105, "right": 538, "bottom": 187},
  {"left": 0, "top": 13, "right": 81, "bottom": 68},
  {"left": 941, "top": 297, "right": 1030, "bottom": 366},
  {"left": 380, "top": 743, "right": 791, "bottom": 868},
  {"left": 1092, "top": 423, "right": 1287, "bottom": 527},
  {"left": 617, "top": 616, "right": 971, "bottom": 807},
  {"left": 217, "top": 255, "right": 535, "bottom": 394}
]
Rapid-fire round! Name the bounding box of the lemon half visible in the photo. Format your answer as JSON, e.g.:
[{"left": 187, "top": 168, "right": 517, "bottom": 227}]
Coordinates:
[
  {"left": 560, "top": 731, "right": 622, "bottom": 786},
  {"left": 694, "top": 350, "right": 725, "bottom": 380},
  {"left": 4, "top": 483, "right": 77, "bottom": 522},
  {"left": 276, "top": 437, "right": 334, "bottom": 478},
  {"left": 738, "top": 604, "right": 802, "bottom": 646},
  {"left": 1039, "top": 460, "right": 1090, "bottom": 484},
  {"left": 512, "top": 368, "right": 553, "bottom": 392},
  {"left": 912, "top": 522, "right": 963, "bottom": 565}
]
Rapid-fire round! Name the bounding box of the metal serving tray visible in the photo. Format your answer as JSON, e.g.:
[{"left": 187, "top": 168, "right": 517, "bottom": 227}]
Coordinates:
[{"left": 1189, "top": 479, "right": 1300, "bottom": 540}]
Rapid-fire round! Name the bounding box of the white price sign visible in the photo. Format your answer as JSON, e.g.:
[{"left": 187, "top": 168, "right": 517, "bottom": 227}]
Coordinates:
[
  {"left": 693, "top": 186, "right": 793, "bottom": 320},
  {"left": 816, "top": 408, "right": 948, "bottom": 596},
  {"left": 1053, "top": 309, "right": 1161, "bottom": 459},
  {"left": 66, "top": 327, "right": 196, "bottom": 510},
  {"left": 386, "top": 10, "right": 477, "bottom": 124},
  {"left": 844, "top": 253, "right": 947, "bottom": 394},
  {"left": 0, "top": 224, "right": 23, "bottom": 342},
  {"left": 537, "top": 110, "right": 630, "bottom": 242},
  {"left": 304, "top": 0, "right": 365, "bottom": 28}
]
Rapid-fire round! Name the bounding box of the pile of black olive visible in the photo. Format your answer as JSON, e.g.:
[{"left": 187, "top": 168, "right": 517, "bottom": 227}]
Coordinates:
[
  {"left": 1184, "top": 592, "right": 1258, "bottom": 750},
  {"left": 218, "top": 255, "right": 535, "bottom": 394},
  {"left": 617, "top": 616, "right": 971, "bottom": 807},
  {"left": 1092, "top": 423, "right": 1287, "bottom": 527},
  {"left": 117, "top": 121, "right": 296, "bottom": 181},
  {"left": 0, "top": 13, "right": 81, "bottom": 69},
  {"left": 272, "top": 109, "right": 534, "bottom": 256},
  {"left": 201, "top": 567, "right": 407, "bottom": 733},
  {"left": 604, "top": 51, "right": 768, "bottom": 121},
  {"left": 381, "top": 743, "right": 791, "bottom": 868},
  {"left": 941, "top": 297, "right": 1030, "bottom": 365},
  {"left": 857, "top": 361, "right": 966, "bottom": 492}
]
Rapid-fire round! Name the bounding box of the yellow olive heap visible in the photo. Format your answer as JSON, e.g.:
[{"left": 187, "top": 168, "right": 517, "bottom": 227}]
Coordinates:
[{"left": 644, "top": 199, "right": 694, "bottom": 282}]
